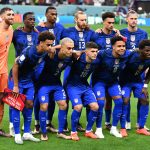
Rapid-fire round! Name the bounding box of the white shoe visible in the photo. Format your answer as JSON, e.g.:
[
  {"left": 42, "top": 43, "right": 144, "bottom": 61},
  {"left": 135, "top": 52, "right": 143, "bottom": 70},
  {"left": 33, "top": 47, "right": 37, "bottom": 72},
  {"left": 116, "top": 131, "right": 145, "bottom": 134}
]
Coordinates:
[
  {"left": 9, "top": 123, "right": 15, "bottom": 137},
  {"left": 22, "top": 133, "right": 40, "bottom": 142},
  {"left": 95, "top": 128, "right": 104, "bottom": 139},
  {"left": 15, "top": 134, "right": 23, "bottom": 145},
  {"left": 125, "top": 122, "right": 131, "bottom": 130},
  {"left": 110, "top": 127, "right": 122, "bottom": 138}
]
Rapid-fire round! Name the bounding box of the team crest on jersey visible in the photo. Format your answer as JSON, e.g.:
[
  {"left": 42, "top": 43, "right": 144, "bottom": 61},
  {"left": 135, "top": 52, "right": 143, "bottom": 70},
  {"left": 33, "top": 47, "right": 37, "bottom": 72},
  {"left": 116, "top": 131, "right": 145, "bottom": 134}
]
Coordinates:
[
  {"left": 41, "top": 96, "right": 45, "bottom": 101},
  {"left": 38, "top": 58, "right": 43, "bottom": 63},
  {"left": 97, "top": 91, "right": 101, "bottom": 96},
  {"left": 74, "top": 98, "right": 78, "bottom": 103},
  {"left": 121, "top": 90, "right": 125, "bottom": 95},
  {"left": 27, "top": 35, "right": 32, "bottom": 42},
  {"left": 130, "top": 35, "right": 135, "bottom": 42},
  {"left": 85, "top": 64, "right": 91, "bottom": 69},
  {"left": 115, "top": 59, "right": 119, "bottom": 64},
  {"left": 106, "top": 38, "right": 110, "bottom": 44},
  {"left": 79, "top": 32, "right": 83, "bottom": 38},
  {"left": 58, "top": 62, "right": 64, "bottom": 69},
  {"left": 49, "top": 29, "right": 54, "bottom": 34},
  {"left": 138, "top": 65, "right": 144, "bottom": 71}
]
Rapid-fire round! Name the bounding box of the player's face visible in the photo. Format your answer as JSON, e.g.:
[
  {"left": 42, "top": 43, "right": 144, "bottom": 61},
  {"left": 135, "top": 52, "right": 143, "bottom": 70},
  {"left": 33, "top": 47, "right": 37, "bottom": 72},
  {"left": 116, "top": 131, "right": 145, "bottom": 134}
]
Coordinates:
[
  {"left": 39, "top": 39, "right": 54, "bottom": 53},
  {"left": 126, "top": 14, "right": 138, "bottom": 28},
  {"left": 86, "top": 48, "right": 98, "bottom": 60},
  {"left": 62, "top": 42, "right": 74, "bottom": 57},
  {"left": 113, "top": 41, "right": 126, "bottom": 56},
  {"left": 24, "top": 14, "right": 35, "bottom": 29},
  {"left": 75, "top": 14, "right": 87, "bottom": 30},
  {"left": 140, "top": 46, "right": 150, "bottom": 59},
  {"left": 103, "top": 18, "right": 114, "bottom": 31},
  {"left": 2, "top": 10, "right": 14, "bottom": 25},
  {"left": 46, "top": 9, "right": 57, "bottom": 24}
]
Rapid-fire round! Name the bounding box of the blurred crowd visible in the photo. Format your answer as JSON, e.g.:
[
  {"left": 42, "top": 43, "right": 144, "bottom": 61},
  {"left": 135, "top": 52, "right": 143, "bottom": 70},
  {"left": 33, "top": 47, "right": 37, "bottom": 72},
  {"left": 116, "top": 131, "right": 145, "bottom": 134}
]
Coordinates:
[{"left": 0, "top": 0, "right": 130, "bottom": 6}]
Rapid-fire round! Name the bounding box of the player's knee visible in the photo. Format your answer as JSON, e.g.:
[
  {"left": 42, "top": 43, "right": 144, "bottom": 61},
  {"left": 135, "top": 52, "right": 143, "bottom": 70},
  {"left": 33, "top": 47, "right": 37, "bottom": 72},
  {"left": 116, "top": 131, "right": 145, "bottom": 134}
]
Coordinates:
[
  {"left": 140, "top": 99, "right": 149, "bottom": 105},
  {"left": 123, "top": 98, "right": 130, "bottom": 105},
  {"left": 58, "top": 101, "right": 67, "bottom": 110},
  {"left": 112, "top": 95, "right": 122, "bottom": 100},
  {"left": 40, "top": 103, "right": 48, "bottom": 111},
  {"left": 90, "top": 103, "right": 99, "bottom": 111},
  {"left": 25, "top": 100, "right": 33, "bottom": 109},
  {"left": 74, "top": 105, "right": 82, "bottom": 112}
]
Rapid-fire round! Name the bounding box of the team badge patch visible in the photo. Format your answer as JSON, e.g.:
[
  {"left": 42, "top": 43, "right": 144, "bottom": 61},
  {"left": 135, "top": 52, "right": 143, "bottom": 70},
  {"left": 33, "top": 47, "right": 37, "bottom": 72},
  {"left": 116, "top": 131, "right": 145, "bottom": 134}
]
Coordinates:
[
  {"left": 41, "top": 96, "right": 45, "bottom": 101},
  {"left": 49, "top": 29, "right": 54, "bottom": 34},
  {"left": 79, "top": 32, "right": 83, "bottom": 38},
  {"left": 97, "top": 91, "right": 101, "bottom": 96},
  {"left": 74, "top": 98, "right": 78, "bottom": 103},
  {"left": 106, "top": 38, "right": 110, "bottom": 44},
  {"left": 115, "top": 59, "right": 119, "bottom": 64},
  {"left": 130, "top": 35, "right": 135, "bottom": 42},
  {"left": 27, "top": 35, "right": 32, "bottom": 42}
]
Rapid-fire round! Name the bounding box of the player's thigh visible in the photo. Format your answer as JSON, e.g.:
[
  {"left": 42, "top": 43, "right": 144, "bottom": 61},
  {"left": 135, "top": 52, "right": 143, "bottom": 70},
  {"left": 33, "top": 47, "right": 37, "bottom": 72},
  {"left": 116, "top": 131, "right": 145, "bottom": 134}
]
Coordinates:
[{"left": 0, "top": 73, "right": 8, "bottom": 92}]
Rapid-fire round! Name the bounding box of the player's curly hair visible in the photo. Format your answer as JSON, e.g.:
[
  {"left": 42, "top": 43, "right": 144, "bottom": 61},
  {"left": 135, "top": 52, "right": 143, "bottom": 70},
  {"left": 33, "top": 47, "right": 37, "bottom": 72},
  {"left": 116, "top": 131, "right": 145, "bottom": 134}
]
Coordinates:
[
  {"left": 139, "top": 40, "right": 150, "bottom": 50},
  {"left": 38, "top": 31, "right": 55, "bottom": 42},
  {"left": 111, "top": 36, "right": 125, "bottom": 45},
  {"left": 102, "top": 12, "right": 115, "bottom": 21}
]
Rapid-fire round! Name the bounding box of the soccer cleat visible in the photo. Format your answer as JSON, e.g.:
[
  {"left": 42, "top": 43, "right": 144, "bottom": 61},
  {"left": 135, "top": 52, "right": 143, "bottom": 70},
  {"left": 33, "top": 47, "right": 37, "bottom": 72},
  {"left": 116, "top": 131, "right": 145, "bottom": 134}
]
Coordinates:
[
  {"left": 136, "top": 123, "right": 150, "bottom": 131},
  {"left": 105, "top": 123, "right": 112, "bottom": 131},
  {"left": 136, "top": 128, "right": 150, "bottom": 136},
  {"left": 32, "top": 125, "right": 40, "bottom": 134},
  {"left": 125, "top": 122, "right": 131, "bottom": 130},
  {"left": 110, "top": 128, "right": 122, "bottom": 138},
  {"left": 57, "top": 133, "right": 72, "bottom": 140},
  {"left": 0, "top": 129, "right": 11, "bottom": 137},
  {"left": 41, "top": 134, "right": 48, "bottom": 141},
  {"left": 63, "top": 127, "right": 69, "bottom": 133},
  {"left": 71, "top": 132, "right": 80, "bottom": 141},
  {"left": 46, "top": 123, "right": 58, "bottom": 133},
  {"left": 120, "top": 129, "right": 128, "bottom": 137},
  {"left": 22, "top": 133, "right": 40, "bottom": 142},
  {"left": 9, "top": 123, "right": 15, "bottom": 137},
  {"left": 85, "top": 131, "right": 97, "bottom": 139},
  {"left": 77, "top": 123, "right": 85, "bottom": 132},
  {"left": 95, "top": 128, "right": 104, "bottom": 139},
  {"left": 15, "top": 134, "right": 23, "bottom": 145}
]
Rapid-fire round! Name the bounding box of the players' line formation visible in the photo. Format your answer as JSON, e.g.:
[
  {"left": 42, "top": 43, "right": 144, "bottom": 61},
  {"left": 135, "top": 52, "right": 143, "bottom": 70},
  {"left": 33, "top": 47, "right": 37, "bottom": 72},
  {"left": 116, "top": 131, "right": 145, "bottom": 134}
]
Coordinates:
[{"left": 0, "top": 6, "right": 150, "bottom": 145}]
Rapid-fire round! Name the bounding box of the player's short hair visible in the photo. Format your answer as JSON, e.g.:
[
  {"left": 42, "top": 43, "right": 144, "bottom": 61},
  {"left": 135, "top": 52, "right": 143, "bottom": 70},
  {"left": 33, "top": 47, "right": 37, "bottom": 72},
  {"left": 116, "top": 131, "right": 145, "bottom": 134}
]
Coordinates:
[
  {"left": 86, "top": 42, "right": 99, "bottom": 49},
  {"left": 23, "top": 12, "right": 34, "bottom": 21},
  {"left": 139, "top": 40, "right": 150, "bottom": 50},
  {"left": 45, "top": 6, "right": 56, "bottom": 14},
  {"left": 38, "top": 31, "right": 55, "bottom": 42},
  {"left": 102, "top": 12, "right": 115, "bottom": 21},
  {"left": 74, "top": 11, "right": 86, "bottom": 19},
  {"left": 0, "top": 7, "right": 13, "bottom": 15},
  {"left": 111, "top": 36, "right": 125, "bottom": 45},
  {"left": 126, "top": 9, "right": 138, "bottom": 18},
  {"left": 61, "top": 38, "right": 74, "bottom": 46}
]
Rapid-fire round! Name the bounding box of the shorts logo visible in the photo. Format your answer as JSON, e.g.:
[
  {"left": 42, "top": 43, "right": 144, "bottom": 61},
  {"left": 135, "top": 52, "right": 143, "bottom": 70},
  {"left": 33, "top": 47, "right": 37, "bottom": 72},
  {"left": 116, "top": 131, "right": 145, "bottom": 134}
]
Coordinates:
[
  {"left": 121, "top": 90, "right": 125, "bottom": 95},
  {"left": 74, "top": 98, "right": 78, "bottom": 103},
  {"left": 19, "top": 55, "right": 25, "bottom": 61},
  {"left": 97, "top": 91, "right": 101, "bottom": 96},
  {"left": 41, "top": 96, "right": 45, "bottom": 101}
]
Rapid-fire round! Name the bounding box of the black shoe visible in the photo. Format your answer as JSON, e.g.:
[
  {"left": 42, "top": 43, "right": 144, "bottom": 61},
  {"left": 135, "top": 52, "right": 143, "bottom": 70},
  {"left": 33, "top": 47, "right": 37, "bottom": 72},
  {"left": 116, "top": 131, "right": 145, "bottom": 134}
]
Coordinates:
[{"left": 105, "top": 124, "right": 112, "bottom": 131}]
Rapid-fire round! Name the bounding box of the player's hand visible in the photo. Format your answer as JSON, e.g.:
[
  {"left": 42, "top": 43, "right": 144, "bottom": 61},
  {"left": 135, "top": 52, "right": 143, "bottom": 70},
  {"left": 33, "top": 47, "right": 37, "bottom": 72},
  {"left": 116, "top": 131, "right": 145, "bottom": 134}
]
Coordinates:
[
  {"left": 49, "top": 47, "right": 56, "bottom": 54},
  {"left": 13, "top": 86, "right": 19, "bottom": 98},
  {"left": 142, "top": 87, "right": 149, "bottom": 98},
  {"left": 73, "top": 50, "right": 82, "bottom": 60},
  {"left": 114, "top": 28, "right": 121, "bottom": 36},
  {"left": 16, "top": 26, "right": 23, "bottom": 30},
  {"left": 95, "top": 28, "right": 103, "bottom": 33}
]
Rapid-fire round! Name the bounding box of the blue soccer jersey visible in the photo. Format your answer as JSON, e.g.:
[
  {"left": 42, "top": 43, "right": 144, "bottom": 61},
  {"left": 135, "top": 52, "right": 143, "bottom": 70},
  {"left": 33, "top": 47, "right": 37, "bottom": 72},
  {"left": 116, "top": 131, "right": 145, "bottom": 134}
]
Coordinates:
[
  {"left": 94, "top": 30, "right": 116, "bottom": 50},
  {"left": 13, "top": 28, "right": 39, "bottom": 57},
  {"left": 120, "top": 28, "right": 148, "bottom": 50},
  {"left": 91, "top": 49, "right": 132, "bottom": 85},
  {"left": 36, "top": 22, "right": 64, "bottom": 46},
  {"left": 62, "top": 27, "right": 97, "bottom": 51}
]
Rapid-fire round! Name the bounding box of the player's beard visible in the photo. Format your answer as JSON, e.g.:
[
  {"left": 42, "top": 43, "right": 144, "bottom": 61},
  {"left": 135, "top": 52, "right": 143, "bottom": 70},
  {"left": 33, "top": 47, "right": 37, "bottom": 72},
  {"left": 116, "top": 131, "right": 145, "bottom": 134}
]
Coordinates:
[{"left": 77, "top": 23, "right": 86, "bottom": 30}]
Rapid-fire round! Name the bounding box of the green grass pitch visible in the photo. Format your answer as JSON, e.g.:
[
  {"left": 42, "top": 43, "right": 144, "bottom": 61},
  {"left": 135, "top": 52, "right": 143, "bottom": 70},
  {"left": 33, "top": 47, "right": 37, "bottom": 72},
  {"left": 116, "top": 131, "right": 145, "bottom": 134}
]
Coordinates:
[{"left": 1, "top": 23, "right": 150, "bottom": 150}]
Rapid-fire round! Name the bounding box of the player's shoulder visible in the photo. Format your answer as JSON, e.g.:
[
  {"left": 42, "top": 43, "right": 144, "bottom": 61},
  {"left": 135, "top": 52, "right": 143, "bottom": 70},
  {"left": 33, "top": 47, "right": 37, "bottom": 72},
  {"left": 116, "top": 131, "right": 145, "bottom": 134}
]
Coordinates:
[
  {"left": 137, "top": 28, "right": 147, "bottom": 34},
  {"left": 120, "top": 28, "right": 128, "bottom": 33},
  {"left": 55, "top": 22, "right": 64, "bottom": 28}
]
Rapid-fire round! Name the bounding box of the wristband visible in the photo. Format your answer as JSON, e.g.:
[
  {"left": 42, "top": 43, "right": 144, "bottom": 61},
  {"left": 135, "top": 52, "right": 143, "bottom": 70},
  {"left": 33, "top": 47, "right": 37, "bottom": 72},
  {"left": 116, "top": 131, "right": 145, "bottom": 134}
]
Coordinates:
[{"left": 143, "top": 84, "right": 148, "bottom": 88}]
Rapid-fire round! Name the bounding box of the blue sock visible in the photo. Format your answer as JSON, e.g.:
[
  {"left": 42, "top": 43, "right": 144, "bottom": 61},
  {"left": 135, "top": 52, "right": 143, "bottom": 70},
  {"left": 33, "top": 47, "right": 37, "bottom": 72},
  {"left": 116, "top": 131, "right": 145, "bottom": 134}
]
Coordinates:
[
  {"left": 120, "top": 104, "right": 128, "bottom": 128},
  {"left": 112, "top": 98, "right": 123, "bottom": 126},
  {"left": 34, "top": 94, "right": 40, "bottom": 123},
  {"left": 22, "top": 107, "right": 33, "bottom": 133},
  {"left": 126, "top": 101, "right": 131, "bottom": 122},
  {"left": 12, "top": 108, "right": 20, "bottom": 134},
  {"left": 58, "top": 109, "right": 67, "bottom": 133},
  {"left": 137, "top": 100, "right": 141, "bottom": 124},
  {"left": 96, "top": 100, "right": 105, "bottom": 128},
  {"left": 47, "top": 100, "right": 55, "bottom": 124},
  {"left": 9, "top": 107, "right": 13, "bottom": 123},
  {"left": 105, "top": 109, "right": 112, "bottom": 123},
  {"left": 39, "top": 110, "right": 47, "bottom": 134},
  {"left": 139, "top": 104, "right": 149, "bottom": 128},
  {"left": 71, "top": 110, "right": 81, "bottom": 132},
  {"left": 86, "top": 110, "right": 98, "bottom": 131}
]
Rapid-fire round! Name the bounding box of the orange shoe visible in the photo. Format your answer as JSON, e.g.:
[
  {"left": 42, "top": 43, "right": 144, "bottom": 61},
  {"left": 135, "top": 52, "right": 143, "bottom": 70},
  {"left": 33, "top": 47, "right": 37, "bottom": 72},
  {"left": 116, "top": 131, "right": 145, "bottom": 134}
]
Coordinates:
[
  {"left": 71, "top": 132, "right": 80, "bottom": 141},
  {"left": 85, "top": 132, "right": 97, "bottom": 139},
  {"left": 120, "top": 129, "right": 128, "bottom": 137},
  {"left": 136, "top": 128, "right": 150, "bottom": 136}
]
